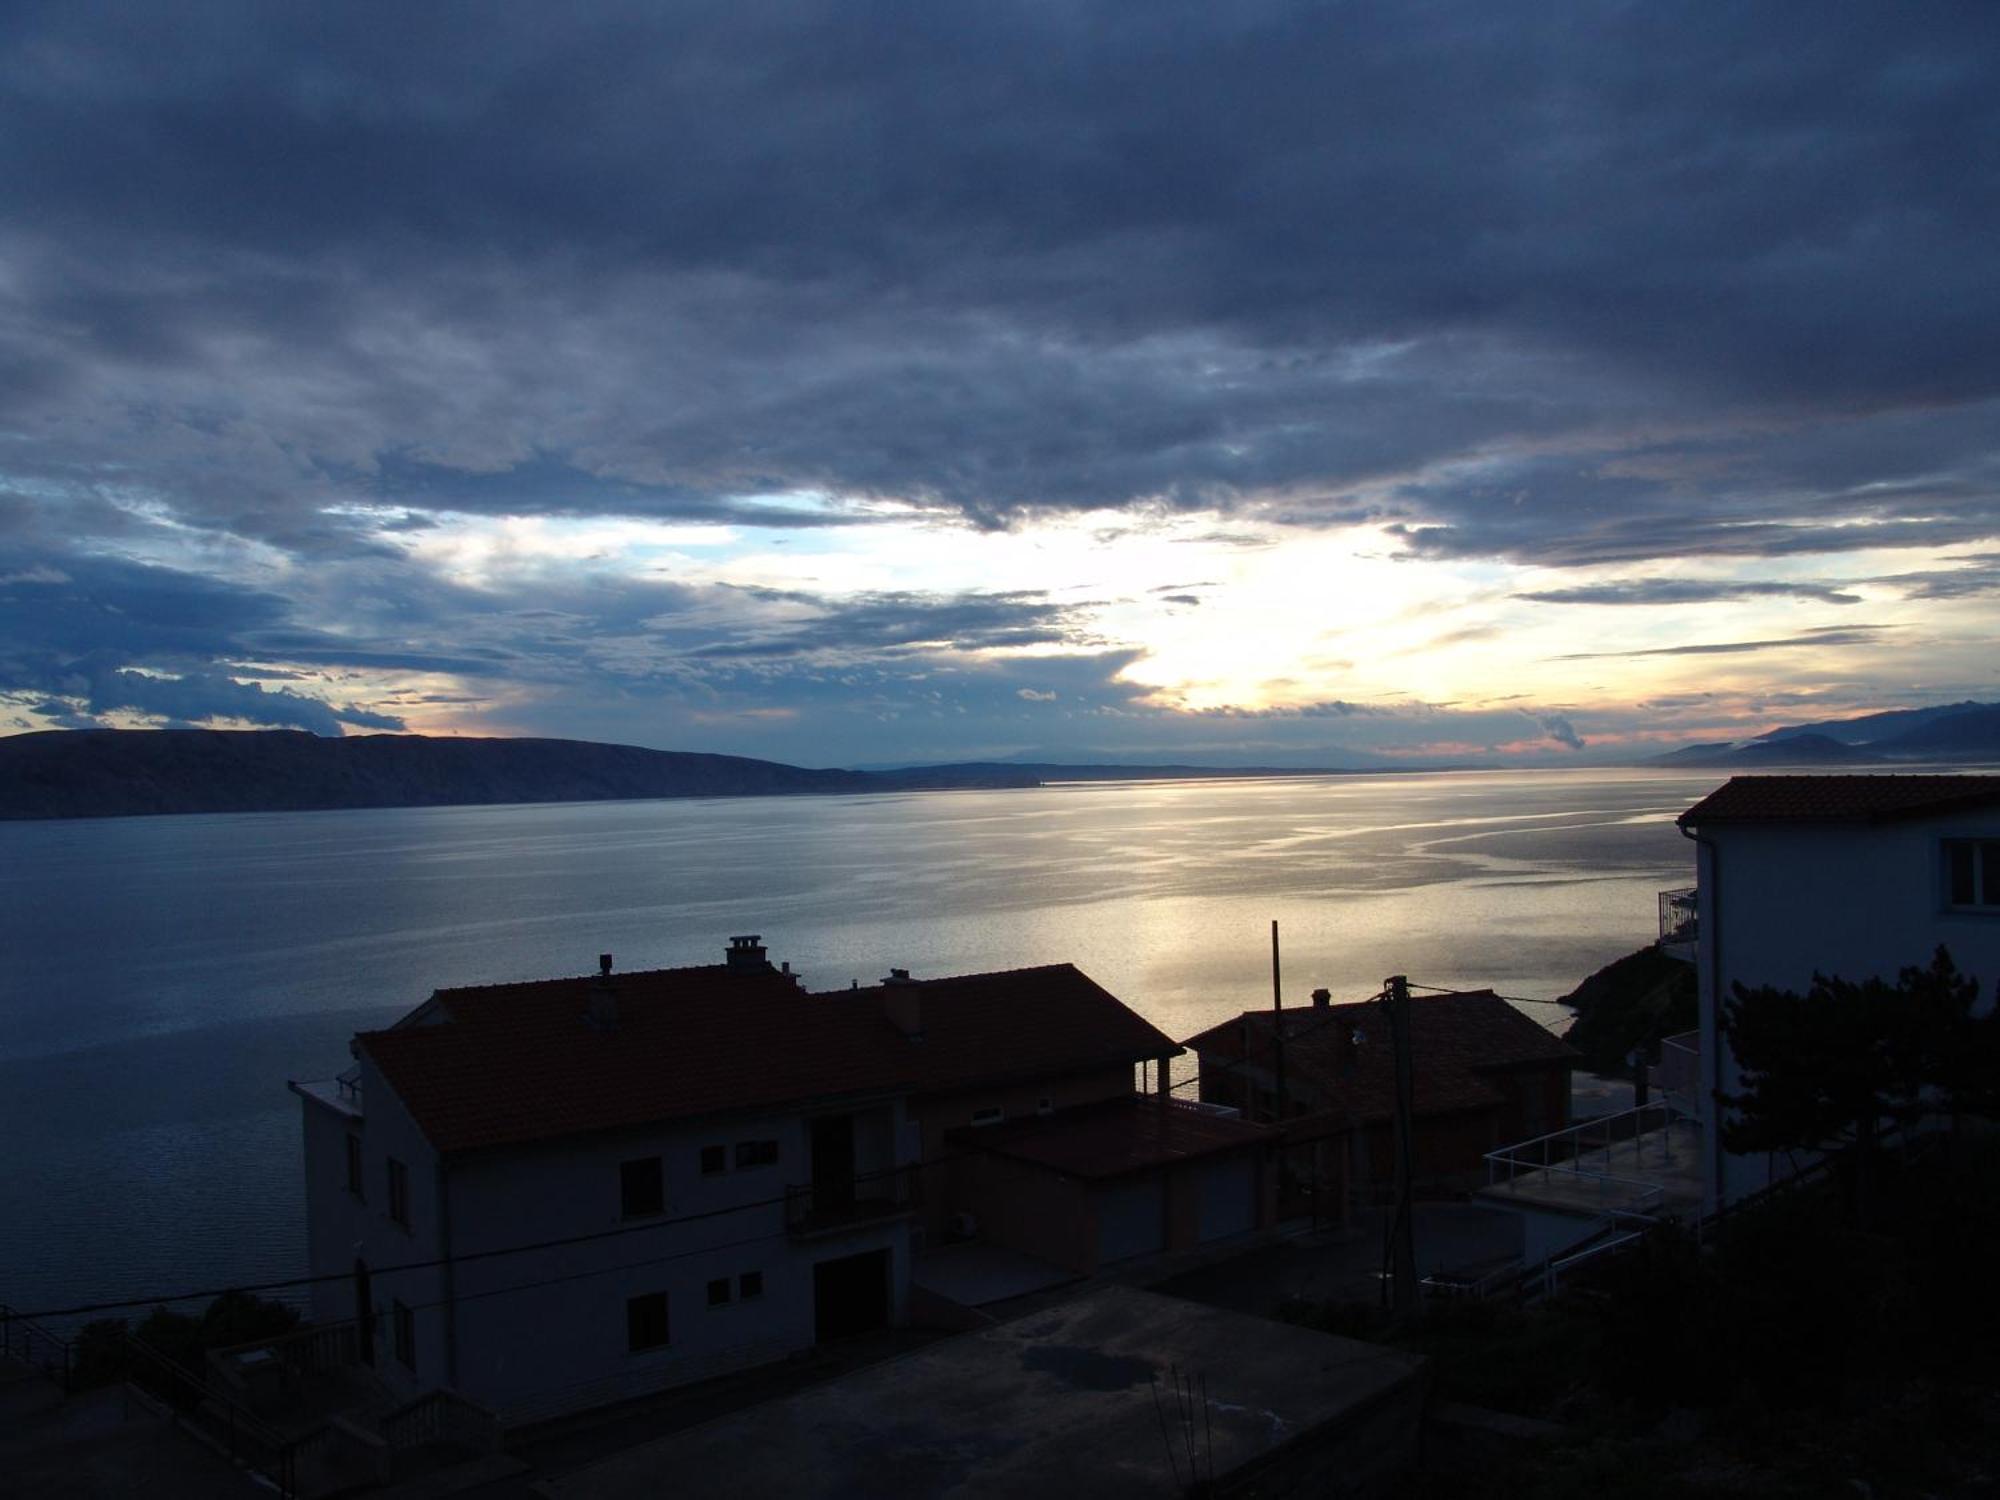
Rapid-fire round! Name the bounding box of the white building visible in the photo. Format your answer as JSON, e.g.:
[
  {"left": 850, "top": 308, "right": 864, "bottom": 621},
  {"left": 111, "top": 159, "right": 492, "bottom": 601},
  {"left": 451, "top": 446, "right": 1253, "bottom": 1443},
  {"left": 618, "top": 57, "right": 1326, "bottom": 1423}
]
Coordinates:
[
  {"left": 289, "top": 937, "right": 923, "bottom": 1424},
  {"left": 1677, "top": 774, "right": 2000, "bottom": 1210}
]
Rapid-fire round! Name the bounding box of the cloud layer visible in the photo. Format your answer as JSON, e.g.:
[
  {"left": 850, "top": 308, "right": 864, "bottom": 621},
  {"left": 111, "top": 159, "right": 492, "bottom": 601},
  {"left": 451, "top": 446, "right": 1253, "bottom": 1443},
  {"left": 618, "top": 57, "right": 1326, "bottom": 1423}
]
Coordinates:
[{"left": 3, "top": 2, "right": 1997, "bottom": 755}]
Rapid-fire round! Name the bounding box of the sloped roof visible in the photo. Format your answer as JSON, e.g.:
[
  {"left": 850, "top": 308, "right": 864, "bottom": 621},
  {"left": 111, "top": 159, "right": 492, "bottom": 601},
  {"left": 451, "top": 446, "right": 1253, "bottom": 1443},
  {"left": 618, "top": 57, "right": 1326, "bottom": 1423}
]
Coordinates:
[
  {"left": 361, "top": 964, "right": 924, "bottom": 1154},
  {"left": 949, "top": 1095, "right": 1272, "bottom": 1180},
  {"left": 1181, "top": 990, "right": 1576, "bottom": 1126},
  {"left": 824, "top": 965, "right": 1181, "bottom": 1095},
  {"left": 359, "top": 958, "right": 1177, "bottom": 1155},
  {"left": 1678, "top": 774, "right": 2000, "bottom": 827}
]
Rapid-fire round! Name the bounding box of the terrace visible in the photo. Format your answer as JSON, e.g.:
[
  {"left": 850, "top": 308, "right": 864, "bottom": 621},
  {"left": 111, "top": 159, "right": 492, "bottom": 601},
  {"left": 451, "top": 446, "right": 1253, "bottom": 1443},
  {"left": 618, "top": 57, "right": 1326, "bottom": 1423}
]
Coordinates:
[
  {"left": 1478, "top": 1100, "right": 1704, "bottom": 1219},
  {"left": 1657, "top": 885, "right": 1698, "bottom": 963}
]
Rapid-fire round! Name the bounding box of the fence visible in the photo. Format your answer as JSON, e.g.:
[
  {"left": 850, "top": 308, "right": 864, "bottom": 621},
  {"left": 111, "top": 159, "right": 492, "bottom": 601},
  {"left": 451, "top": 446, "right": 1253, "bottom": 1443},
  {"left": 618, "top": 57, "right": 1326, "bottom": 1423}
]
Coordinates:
[
  {"left": 0, "top": 1304, "right": 73, "bottom": 1391},
  {"left": 122, "top": 1330, "right": 303, "bottom": 1498}
]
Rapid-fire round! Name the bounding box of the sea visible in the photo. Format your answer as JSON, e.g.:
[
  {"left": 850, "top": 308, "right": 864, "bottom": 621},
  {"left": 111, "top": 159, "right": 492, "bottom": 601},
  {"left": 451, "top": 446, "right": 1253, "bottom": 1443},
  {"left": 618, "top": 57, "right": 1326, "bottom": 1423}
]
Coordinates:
[{"left": 0, "top": 765, "right": 1723, "bottom": 1325}]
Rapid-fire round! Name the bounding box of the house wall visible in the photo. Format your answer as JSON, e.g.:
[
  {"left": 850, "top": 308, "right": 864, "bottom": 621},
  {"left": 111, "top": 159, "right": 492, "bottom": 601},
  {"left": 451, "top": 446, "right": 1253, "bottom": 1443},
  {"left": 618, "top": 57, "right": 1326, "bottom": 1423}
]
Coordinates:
[
  {"left": 303, "top": 1078, "right": 916, "bottom": 1422},
  {"left": 320, "top": 1059, "right": 452, "bottom": 1405},
  {"left": 1486, "top": 1063, "right": 1571, "bottom": 1142},
  {"left": 915, "top": 1064, "right": 1135, "bottom": 1238},
  {"left": 1353, "top": 1109, "right": 1500, "bottom": 1199},
  {"left": 445, "top": 1098, "right": 913, "bottom": 1422},
  {"left": 1693, "top": 813, "right": 2000, "bottom": 1209},
  {"left": 954, "top": 1151, "right": 1094, "bottom": 1272},
  {"left": 298, "top": 1091, "right": 368, "bottom": 1327}
]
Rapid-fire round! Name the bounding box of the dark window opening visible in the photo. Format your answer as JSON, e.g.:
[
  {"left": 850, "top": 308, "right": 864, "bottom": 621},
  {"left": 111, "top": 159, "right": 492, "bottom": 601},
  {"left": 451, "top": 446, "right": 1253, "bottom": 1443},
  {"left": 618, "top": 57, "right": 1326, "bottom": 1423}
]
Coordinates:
[
  {"left": 1945, "top": 839, "right": 2000, "bottom": 908},
  {"left": 387, "top": 1157, "right": 410, "bottom": 1228},
  {"left": 627, "top": 1291, "right": 669, "bottom": 1352},
  {"left": 392, "top": 1300, "right": 414, "bottom": 1370},
  {"left": 344, "top": 1135, "right": 364, "bottom": 1198},
  {"left": 706, "top": 1277, "right": 732, "bottom": 1307},
  {"left": 735, "top": 1139, "right": 779, "bottom": 1169},
  {"left": 970, "top": 1107, "right": 1003, "bottom": 1127},
  {"left": 699, "top": 1144, "right": 726, "bottom": 1175},
  {"left": 621, "top": 1157, "right": 665, "bottom": 1218},
  {"left": 814, "top": 1248, "right": 890, "bottom": 1342},
  {"left": 739, "top": 1270, "right": 764, "bottom": 1300}
]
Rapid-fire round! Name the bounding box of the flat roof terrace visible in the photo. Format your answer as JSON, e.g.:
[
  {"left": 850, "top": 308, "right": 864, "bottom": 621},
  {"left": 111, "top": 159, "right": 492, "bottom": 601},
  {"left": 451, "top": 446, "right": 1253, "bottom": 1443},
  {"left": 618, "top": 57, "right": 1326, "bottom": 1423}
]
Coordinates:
[
  {"left": 1477, "top": 1105, "right": 1705, "bottom": 1218},
  {"left": 541, "top": 1286, "right": 1428, "bottom": 1500}
]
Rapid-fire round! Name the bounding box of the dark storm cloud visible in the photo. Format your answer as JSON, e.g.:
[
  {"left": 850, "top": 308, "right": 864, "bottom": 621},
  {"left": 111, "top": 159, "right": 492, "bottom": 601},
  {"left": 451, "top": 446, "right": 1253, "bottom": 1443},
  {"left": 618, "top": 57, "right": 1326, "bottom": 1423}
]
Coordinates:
[
  {"left": 1867, "top": 555, "right": 2000, "bottom": 599},
  {"left": 0, "top": 548, "right": 414, "bottom": 730},
  {"left": 0, "top": 0, "right": 1994, "bottom": 562},
  {"left": 1519, "top": 580, "right": 1865, "bottom": 607},
  {"left": 685, "top": 590, "right": 1087, "bottom": 661},
  {"left": 1530, "top": 713, "right": 1585, "bottom": 752}
]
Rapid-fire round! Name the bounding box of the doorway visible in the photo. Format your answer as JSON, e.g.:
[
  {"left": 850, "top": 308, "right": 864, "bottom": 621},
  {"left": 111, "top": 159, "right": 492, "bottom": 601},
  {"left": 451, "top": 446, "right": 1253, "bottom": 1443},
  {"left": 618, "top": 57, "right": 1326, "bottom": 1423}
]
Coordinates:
[{"left": 813, "top": 1247, "right": 890, "bottom": 1342}]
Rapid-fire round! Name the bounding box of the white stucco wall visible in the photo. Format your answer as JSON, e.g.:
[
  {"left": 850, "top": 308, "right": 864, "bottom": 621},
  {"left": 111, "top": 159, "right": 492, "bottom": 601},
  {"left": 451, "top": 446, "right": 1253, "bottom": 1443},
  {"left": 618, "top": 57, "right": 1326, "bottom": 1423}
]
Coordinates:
[
  {"left": 1692, "top": 809, "right": 2000, "bottom": 1209},
  {"left": 300, "top": 1084, "right": 919, "bottom": 1422}
]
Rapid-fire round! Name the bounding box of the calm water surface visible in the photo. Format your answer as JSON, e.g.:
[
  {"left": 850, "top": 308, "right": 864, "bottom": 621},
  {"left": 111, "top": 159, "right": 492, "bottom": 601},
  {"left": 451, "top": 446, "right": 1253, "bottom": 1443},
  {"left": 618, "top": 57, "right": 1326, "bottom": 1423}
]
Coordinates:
[{"left": 0, "top": 766, "right": 1721, "bottom": 1321}]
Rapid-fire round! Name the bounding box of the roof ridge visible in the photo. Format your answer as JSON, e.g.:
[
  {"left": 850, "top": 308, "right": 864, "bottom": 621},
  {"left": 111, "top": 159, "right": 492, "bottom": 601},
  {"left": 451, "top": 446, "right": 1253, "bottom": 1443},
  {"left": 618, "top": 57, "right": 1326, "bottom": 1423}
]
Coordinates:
[{"left": 814, "top": 961, "right": 1082, "bottom": 993}]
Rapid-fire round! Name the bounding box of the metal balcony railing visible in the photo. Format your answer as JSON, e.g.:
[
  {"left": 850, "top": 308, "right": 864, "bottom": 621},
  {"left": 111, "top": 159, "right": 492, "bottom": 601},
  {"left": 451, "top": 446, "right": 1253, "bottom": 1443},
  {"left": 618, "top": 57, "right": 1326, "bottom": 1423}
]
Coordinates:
[
  {"left": 1483, "top": 1099, "right": 1696, "bottom": 1213},
  {"left": 0, "top": 1303, "right": 73, "bottom": 1391},
  {"left": 784, "top": 1162, "right": 922, "bottom": 1239},
  {"left": 1657, "top": 886, "right": 1697, "bottom": 954}
]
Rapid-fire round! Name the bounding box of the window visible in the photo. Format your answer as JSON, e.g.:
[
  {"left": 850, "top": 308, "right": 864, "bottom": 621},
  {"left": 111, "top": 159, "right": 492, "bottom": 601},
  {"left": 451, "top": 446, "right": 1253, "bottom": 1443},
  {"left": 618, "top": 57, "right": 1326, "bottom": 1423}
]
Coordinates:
[
  {"left": 738, "top": 1270, "right": 764, "bottom": 1300},
  {"left": 699, "top": 1144, "right": 726, "bottom": 1176},
  {"left": 392, "top": 1300, "right": 415, "bottom": 1369},
  {"left": 621, "top": 1157, "right": 664, "bottom": 1218},
  {"left": 735, "top": 1139, "right": 779, "bottom": 1170},
  {"left": 344, "top": 1135, "right": 364, "bottom": 1198},
  {"left": 627, "top": 1291, "right": 669, "bottom": 1352},
  {"left": 706, "top": 1277, "right": 732, "bottom": 1307},
  {"left": 386, "top": 1157, "right": 409, "bottom": 1228},
  {"left": 970, "top": 1107, "right": 1004, "bottom": 1127},
  {"left": 1036, "top": 1096, "right": 1054, "bottom": 1116},
  {"left": 1945, "top": 839, "right": 2000, "bottom": 908}
]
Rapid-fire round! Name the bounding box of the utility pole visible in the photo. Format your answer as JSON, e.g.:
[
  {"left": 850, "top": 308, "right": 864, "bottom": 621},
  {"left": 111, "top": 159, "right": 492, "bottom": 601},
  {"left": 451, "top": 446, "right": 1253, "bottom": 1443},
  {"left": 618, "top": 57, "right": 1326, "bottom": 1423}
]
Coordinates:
[
  {"left": 1270, "top": 920, "right": 1286, "bottom": 1123},
  {"left": 1383, "top": 975, "right": 1419, "bottom": 1314}
]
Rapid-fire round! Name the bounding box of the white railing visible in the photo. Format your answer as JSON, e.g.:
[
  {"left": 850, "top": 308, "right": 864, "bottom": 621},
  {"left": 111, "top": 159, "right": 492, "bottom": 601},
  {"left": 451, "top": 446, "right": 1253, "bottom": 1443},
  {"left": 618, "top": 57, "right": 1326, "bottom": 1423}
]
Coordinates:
[
  {"left": 1483, "top": 1099, "right": 1696, "bottom": 1210},
  {"left": 1651, "top": 1031, "right": 1701, "bottom": 1113}
]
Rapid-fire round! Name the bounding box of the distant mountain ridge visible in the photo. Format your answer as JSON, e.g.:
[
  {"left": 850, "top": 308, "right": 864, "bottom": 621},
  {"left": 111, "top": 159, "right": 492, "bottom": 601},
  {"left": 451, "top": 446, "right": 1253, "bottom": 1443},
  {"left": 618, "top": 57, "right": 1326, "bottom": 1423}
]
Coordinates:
[
  {"left": 1653, "top": 700, "right": 2000, "bottom": 767},
  {"left": 0, "top": 730, "right": 1398, "bottom": 822},
  {"left": 0, "top": 730, "right": 1040, "bottom": 821}
]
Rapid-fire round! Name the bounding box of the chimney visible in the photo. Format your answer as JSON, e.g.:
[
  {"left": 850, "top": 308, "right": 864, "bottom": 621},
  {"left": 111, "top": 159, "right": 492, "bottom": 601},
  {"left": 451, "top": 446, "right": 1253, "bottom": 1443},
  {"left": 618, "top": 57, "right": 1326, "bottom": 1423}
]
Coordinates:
[
  {"left": 1311, "top": 987, "right": 1331, "bottom": 1009},
  {"left": 726, "top": 935, "right": 770, "bottom": 974},
  {"left": 882, "top": 968, "right": 922, "bottom": 1039},
  {"left": 588, "top": 953, "right": 617, "bottom": 1030}
]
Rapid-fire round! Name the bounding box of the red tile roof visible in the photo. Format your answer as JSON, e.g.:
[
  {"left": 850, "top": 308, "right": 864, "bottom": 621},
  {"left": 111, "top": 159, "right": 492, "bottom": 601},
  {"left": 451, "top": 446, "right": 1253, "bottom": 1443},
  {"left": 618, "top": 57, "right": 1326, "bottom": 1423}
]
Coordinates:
[
  {"left": 1181, "top": 990, "right": 1576, "bottom": 1127},
  {"left": 826, "top": 965, "right": 1180, "bottom": 1095},
  {"left": 359, "top": 959, "right": 1177, "bottom": 1155},
  {"left": 1679, "top": 774, "right": 2000, "bottom": 827},
  {"left": 949, "top": 1095, "right": 1272, "bottom": 1179}
]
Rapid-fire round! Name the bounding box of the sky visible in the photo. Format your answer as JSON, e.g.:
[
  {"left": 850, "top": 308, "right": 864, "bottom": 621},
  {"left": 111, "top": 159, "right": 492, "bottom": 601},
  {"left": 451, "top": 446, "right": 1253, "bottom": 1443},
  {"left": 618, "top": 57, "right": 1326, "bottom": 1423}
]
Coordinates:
[{"left": 3, "top": 1, "right": 1998, "bottom": 768}]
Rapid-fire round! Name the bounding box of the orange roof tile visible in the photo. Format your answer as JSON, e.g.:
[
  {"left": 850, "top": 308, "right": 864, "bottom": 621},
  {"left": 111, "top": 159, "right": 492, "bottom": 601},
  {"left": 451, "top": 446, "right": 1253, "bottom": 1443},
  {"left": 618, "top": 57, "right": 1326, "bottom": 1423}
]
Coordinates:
[
  {"left": 361, "top": 964, "right": 922, "bottom": 1154},
  {"left": 827, "top": 965, "right": 1181, "bottom": 1095},
  {"left": 359, "top": 958, "right": 1178, "bottom": 1154}
]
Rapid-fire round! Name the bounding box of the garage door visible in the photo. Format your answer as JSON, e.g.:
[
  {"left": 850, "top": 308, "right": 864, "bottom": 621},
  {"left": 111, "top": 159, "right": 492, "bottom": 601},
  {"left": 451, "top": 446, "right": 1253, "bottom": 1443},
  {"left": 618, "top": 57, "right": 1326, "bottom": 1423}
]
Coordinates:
[
  {"left": 1097, "top": 1178, "right": 1166, "bottom": 1262},
  {"left": 1197, "top": 1159, "right": 1257, "bottom": 1243}
]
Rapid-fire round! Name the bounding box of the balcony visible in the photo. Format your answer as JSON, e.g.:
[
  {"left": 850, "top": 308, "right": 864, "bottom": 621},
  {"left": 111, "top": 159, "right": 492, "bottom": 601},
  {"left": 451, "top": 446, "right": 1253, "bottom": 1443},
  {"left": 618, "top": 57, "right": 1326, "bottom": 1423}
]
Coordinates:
[
  {"left": 1657, "top": 886, "right": 1697, "bottom": 963},
  {"left": 784, "top": 1162, "right": 922, "bottom": 1240}
]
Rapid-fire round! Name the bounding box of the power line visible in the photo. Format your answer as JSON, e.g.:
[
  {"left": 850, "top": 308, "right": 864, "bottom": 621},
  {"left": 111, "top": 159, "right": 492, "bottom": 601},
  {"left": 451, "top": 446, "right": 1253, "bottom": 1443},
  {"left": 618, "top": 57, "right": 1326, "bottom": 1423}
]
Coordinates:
[
  {"left": 5, "top": 1154, "right": 957, "bottom": 1324},
  {"left": 1405, "top": 978, "right": 1573, "bottom": 1007}
]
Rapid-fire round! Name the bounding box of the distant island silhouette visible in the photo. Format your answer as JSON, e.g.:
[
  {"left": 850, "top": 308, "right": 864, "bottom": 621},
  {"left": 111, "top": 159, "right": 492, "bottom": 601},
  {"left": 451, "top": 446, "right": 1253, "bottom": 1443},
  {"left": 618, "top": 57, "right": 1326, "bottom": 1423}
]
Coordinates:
[
  {"left": 1647, "top": 699, "right": 2000, "bottom": 767},
  {"left": 0, "top": 729, "right": 1390, "bottom": 821}
]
